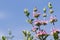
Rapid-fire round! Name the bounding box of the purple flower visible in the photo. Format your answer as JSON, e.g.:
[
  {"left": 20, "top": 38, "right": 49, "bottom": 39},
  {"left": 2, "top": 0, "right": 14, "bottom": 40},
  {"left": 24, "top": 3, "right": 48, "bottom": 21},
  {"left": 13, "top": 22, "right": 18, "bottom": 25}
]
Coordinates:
[
  {"left": 33, "top": 11, "right": 40, "bottom": 18},
  {"left": 36, "top": 30, "right": 47, "bottom": 37},
  {"left": 34, "top": 20, "right": 42, "bottom": 26},
  {"left": 32, "top": 26, "right": 37, "bottom": 32},
  {"left": 50, "top": 16, "right": 57, "bottom": 23}
]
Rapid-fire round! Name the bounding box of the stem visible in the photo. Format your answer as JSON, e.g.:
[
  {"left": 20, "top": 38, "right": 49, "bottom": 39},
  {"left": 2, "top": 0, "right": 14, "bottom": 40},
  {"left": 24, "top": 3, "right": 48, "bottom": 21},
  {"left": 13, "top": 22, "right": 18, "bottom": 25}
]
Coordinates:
[
  {"left": 52, "top": 22, "right": 55, "bottom": 28},
  {"left": 27, "top": 37, "right": 28, "bottom": 40},
  {"left": 27, "top": 16, "right": 30, "bottom": 19},
  {"left": 39, "top": 26, "right": 40, "bottom": 31},
  {"left": 42, "top": 36, "right": 43, "bottom": 40},
  {"left": 54, "top": 39, "right": 58, "bottom": 40},
  {"left": 31, "top": 23, "right": 34, "bottom": 27},
  {"left": 24, "top": 36, "right": 26, "bottom": 40}
]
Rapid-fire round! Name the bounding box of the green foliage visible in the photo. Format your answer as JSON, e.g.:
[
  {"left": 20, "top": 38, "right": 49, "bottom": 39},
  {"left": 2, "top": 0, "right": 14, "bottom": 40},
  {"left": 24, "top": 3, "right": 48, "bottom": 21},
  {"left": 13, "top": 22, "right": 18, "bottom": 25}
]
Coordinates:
[
  {"left": 53, "top": 33, "right": 59, "bottom": 40},
  {"left": 2, "top": 36, "right": 6, "bottom": 40},
  {"left": 22, "top": 30, "right": 27, "bottom": 36},
  {"left": 22, "top": 30, "right": 33, "bottom": 40},
  {"left": 28, "top": 36, "right": 33, "bottom": 40},
  {"left": 26, "top": 19, "right": 34, "bottom": 24}
]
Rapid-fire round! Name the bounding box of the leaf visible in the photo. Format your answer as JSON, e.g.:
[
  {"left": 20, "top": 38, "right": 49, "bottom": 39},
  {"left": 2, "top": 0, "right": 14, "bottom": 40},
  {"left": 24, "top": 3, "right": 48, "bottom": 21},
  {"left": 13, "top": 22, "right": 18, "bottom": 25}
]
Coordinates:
[
  {"left": 27, "top": 31, "right": 31, "bottom": 37},
  {"left": 2, "top": 36, "right": 6, "bottom": 40},
  {"left": 28, "top": 37, "right": 32, "bottom": 40},
  {"left": 22, "top": 30, "right": 27, "bottom": 36},
  {"left": 26, "top": 12, "right": 30, "bottom": 17},
  {"left": 27, "top": 19, "right": 34, "bottom": 24},
  {"left": 53, "top": 33, "right": 59, "bottom": 40},
  {"left": 43, "top": 34, "right": 49, "bottom": 40}
]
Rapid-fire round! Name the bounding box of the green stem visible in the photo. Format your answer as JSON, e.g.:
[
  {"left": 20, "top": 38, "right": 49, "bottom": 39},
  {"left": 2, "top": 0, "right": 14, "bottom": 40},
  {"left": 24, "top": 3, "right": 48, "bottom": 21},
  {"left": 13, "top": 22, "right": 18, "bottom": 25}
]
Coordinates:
[
  {"left": 24, "top": 37, "right": 26, "bottom": 40},
  {"left": 27, "top": 37, "right": 28, "bottom": 40}
]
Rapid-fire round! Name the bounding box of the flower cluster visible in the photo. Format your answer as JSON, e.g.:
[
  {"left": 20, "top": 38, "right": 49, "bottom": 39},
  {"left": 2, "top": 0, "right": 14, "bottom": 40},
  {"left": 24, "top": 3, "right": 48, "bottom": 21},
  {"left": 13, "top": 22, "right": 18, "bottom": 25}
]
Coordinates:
[
  {"left": 36, "top": 30, "right": 48, "bottom": 37},
  {"left": 23, "top": 2, "right": 60, "bottom": 40},
  {"left": 34, "top": 20, "right": 42, "bottom": 26}
]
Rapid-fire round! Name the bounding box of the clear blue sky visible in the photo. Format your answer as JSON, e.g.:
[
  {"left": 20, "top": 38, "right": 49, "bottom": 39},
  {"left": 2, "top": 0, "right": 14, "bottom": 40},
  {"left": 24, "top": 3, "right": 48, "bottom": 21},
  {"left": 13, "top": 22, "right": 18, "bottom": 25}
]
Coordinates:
[{"left": 0, "top": 0, "right": 60, "bottom": 40}]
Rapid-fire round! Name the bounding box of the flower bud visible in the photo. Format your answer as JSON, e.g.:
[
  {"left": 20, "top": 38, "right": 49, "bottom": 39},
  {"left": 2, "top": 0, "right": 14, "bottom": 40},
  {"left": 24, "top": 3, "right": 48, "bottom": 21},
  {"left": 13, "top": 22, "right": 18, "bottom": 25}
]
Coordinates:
[
  {"left": 43, "top": 13, "right": 47, "bottom": 17},
  {"left": 28, "top": 37, "right": 32, "bottom": 40},
  {"left": 48, "top": 2, "right": 52, "bottom": 9},
  {"left": 27, "top": 31, "right": 31, "bottom": 37},
  {"left": 43, "top": 8, "right": 46, "bottom": 13},
  {"left": 33, "top": 7, "right": 37, "bottom": 12},
  {"left": 33, "top": 12, "right": 40, "bottom": 18},
  {"left": 49, "top": 9, "right": 54, "bottom": 14},
  {"left": 26, "top": 19, "right": 34, "bottom": 24},
  {"left": 22, "top": 30, "right": 27, "bottom": 36},
  {"left": 24, "top": 8, "right": 28, "bottom": 13},
  {"left": 24, "top": 8, "right": 30, "bottom": 17}
]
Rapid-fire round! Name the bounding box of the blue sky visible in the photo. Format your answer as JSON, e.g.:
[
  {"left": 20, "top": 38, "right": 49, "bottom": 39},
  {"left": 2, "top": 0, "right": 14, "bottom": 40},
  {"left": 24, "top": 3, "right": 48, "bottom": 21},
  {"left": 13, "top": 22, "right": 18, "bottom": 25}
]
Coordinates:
[{"left": 0, "top": 0, "right": 60, "bottom": 40}]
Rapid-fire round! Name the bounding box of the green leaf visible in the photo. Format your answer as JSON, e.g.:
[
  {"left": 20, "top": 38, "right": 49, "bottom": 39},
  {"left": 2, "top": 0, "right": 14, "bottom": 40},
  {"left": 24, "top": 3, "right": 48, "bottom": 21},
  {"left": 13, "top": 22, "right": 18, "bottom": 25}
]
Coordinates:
[
  {"left": 2, "top": 36, "right": 6, "bottom": 40},
  {"left": 22, "top": 30, "right": 27, "bottom": 36},
  {"left": 43, "top": 34, "right": 49, "bottom": 40},
  {"left": 27, "top": 19, "right": 34, "bottom": 24},
  {"left": 43, "top": 13, "right": 47, "bottom": 17},
  {"left": 27, "top": 31, "right": 31, "bottom": 37},
  {"left": 28, "top": 37, "right": 32, "bottom": 40}
]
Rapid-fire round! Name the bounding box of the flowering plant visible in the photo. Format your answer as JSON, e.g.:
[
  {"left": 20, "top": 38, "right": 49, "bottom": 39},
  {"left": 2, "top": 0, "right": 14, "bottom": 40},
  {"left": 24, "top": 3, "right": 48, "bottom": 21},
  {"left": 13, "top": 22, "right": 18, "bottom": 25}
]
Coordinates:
[{"left": 23, "top": 2, "right": 60, "bottom": 40}]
